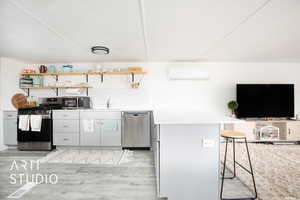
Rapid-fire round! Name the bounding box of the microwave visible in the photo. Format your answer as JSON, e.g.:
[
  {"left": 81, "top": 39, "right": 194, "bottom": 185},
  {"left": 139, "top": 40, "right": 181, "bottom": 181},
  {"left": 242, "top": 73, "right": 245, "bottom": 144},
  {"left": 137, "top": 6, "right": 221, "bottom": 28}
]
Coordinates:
[
  {"left": 40, "top": 97, "right": 91, "bottom": 109},
  {"left": 62, "top": 97, "right": 91, "bottom": 109}
]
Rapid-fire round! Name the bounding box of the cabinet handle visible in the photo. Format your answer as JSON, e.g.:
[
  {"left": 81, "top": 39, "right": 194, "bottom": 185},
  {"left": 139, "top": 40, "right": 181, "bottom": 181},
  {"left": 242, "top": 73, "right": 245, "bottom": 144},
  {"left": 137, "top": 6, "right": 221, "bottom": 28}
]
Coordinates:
[
  {"left": 288, "top": 128, "right": 291, "bottom": 135},
  {"left": 63, "top": 138, "right": 69, "bottom": 141},
  {"left": 63, "top": 115, "right": 68, "bottom": 117},
  {"left": 63, "top": 125, "right": 69, "bottom": 128},
  {"left": 8, "top": 115, "right": 12, "bottom": 117}
]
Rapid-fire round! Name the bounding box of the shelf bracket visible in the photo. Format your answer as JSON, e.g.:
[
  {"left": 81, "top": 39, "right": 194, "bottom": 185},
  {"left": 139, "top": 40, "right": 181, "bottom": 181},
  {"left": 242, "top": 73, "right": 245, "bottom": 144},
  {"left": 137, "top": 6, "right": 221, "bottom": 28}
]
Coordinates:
[
  {"left": 22, "top": 88, "right": 30, "bottom": 96},
  {"left": 131, "top": 73, "right": 135, "bottom": 83},
  {"left": 100, "top": 74, "right": 104, "bottom": 83}
]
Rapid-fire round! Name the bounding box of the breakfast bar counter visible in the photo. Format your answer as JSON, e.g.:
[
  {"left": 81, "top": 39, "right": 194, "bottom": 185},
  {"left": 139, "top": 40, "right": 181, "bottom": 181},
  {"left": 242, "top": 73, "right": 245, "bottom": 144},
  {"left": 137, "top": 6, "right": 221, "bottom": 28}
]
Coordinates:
[{"left": 153, "top": 109, "right": 242, "bottom": 200}]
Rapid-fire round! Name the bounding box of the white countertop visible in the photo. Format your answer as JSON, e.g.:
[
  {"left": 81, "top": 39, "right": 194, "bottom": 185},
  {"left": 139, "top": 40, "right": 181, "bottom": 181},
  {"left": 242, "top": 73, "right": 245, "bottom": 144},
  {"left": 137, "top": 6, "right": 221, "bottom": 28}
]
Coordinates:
[
  {"left": 12, "top": 105, "right": 243, "bottom": 124},
  {"left": 153, "top": 109, "right": 244, "bottom": 124},
  {"left": 81, "top": 106, "right": 153, "bottom": 112}
]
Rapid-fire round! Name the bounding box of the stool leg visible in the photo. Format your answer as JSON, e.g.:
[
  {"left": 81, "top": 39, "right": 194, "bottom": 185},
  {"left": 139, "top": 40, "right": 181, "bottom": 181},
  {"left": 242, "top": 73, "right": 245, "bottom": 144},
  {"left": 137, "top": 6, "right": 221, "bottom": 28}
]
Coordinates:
[
  {"left": 244, "top": 138, "right": 258, "bottom": 199},
  {"left": 220, "top": 138, "right": 229, "bottom": 199},
  {"left": 233, "top": 138, "right": 236, "bottom": 178}
]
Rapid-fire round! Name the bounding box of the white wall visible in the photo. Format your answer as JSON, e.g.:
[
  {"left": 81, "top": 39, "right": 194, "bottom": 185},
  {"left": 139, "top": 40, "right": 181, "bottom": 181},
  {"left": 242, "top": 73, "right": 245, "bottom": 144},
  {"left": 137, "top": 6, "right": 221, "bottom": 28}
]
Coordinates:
[
  {"left": 1, "top": 57, "right": 300, "bottom": 117},
  {"left": 1, "top": 60, "right": 152, "bottom": 109},
  {"left": 148, "top": 62, "right": 300, "bottom": 116},
  {"left": 0, "top": 57, "right": 29, "bottom": 149}
]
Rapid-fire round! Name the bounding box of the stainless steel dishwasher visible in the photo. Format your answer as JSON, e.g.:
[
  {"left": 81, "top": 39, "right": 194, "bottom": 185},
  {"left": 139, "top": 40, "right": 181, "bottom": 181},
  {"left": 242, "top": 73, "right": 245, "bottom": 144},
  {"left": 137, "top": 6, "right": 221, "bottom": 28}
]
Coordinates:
[{"left": 122, "top": 111, "right": 151, "bottom": 148}]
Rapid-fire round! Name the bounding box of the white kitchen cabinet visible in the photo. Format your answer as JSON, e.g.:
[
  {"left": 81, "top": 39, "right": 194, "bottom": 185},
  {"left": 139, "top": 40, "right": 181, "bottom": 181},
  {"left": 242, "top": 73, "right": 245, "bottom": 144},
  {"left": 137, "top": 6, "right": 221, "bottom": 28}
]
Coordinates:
[
  {"left": 53, "top": 110, "right": 80, "bottom": 146},
  {"left": 53, "top": 110, "right": 121, "bottom": 146},
  {"left": 3, "top": 111, "right": 18, "bottom": 145},
  {"left": 53, "top": 134, "right": 79, "bottom": 146},
  {"left": 53, "top": 111, "right": 79, "bottom": 120},
  {"left": 80, "top": 119, "right": 100, "bottom": 146},
  {"left": 101, "top": 120, "right": 121, "bottom": 146},
  {"left": 80, "top": 111, "right": 121, "bottom": 147},
  {"left": 53, "top": 120, "right": 80, "bottom": 133}
]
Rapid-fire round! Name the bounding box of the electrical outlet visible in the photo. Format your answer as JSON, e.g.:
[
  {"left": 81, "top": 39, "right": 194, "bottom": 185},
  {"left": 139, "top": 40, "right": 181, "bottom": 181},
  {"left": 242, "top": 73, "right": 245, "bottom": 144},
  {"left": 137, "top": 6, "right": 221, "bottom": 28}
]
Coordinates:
[{"left": 202, "top": 139, "right": 215, "bottom": 148}]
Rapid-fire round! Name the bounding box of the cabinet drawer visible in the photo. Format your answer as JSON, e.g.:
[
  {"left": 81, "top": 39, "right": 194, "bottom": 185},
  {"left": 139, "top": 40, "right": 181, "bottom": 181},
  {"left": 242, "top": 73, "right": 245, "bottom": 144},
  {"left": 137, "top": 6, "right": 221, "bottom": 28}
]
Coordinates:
[
  {"left": 80, "top": 111, "right": 121, "bottom": 119},
  {"left": 54, "top": 134, "right": 79, "bottom": 146},
  {"left": 4, "top": 111, "right": 17, "bottom": 119},
  {"left": 4, "top": 119, "right": 18, "bottom": 145},
  {"left": 53, "top": 120, "right": 79, "bottom": 133},
  {"left": 53, "top": 111, "right": 79, "bottom": 120}
]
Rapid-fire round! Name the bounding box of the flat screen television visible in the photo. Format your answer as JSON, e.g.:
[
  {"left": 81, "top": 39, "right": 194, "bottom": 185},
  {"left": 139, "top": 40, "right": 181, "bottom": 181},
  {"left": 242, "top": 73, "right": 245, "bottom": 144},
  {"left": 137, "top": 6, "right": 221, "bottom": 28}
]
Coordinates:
[{"left": 236, "top": 84, "right": 294, "bottom": 118}]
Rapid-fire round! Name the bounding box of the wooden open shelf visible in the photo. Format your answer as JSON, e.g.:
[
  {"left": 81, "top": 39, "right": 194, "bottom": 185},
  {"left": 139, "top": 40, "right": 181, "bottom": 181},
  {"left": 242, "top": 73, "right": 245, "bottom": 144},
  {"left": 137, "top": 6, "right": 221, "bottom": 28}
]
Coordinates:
[
  {"left": 20, "top": 71, "right": 147, "bottom": 76},
  {"left": 20, "top": 86, "right": 92, "bottom": 89},
  {"left": 19, "top": 70, "right": 146, "bottom": 96}
]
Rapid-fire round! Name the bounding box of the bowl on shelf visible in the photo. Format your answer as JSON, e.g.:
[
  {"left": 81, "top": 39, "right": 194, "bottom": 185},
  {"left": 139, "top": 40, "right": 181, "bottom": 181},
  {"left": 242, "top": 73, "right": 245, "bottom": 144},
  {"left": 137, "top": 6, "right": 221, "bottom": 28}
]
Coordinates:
[{"left": 62, "top": 65, "right": 73, "bottom": 72}]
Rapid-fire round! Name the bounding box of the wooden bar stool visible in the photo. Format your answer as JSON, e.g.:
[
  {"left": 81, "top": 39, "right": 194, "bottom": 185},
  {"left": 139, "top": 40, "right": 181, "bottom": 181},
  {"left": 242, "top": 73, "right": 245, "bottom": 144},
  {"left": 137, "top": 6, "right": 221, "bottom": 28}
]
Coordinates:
[{"left": 220, "top": 131, "right": 258, "bottom": 200}]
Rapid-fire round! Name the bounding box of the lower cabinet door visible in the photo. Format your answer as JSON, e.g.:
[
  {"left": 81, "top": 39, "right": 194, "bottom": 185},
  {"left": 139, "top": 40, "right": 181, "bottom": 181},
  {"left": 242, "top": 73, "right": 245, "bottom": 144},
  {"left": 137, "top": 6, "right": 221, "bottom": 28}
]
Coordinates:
[
  {"left": 80, "top": 119, "right": 101, "bottom": 146},
  {"left": 4, "top": 119, "right": 18, "bottom": 145},
  {"left": 101, "top": 120, "right": 121, "bottom": 146}
]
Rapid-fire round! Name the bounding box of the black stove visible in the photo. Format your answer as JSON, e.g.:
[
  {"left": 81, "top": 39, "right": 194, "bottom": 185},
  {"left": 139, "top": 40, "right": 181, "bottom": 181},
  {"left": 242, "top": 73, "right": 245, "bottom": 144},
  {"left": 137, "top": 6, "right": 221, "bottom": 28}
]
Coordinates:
[{"left": 17, "top": 106, "right": 55, "bottom": 151}]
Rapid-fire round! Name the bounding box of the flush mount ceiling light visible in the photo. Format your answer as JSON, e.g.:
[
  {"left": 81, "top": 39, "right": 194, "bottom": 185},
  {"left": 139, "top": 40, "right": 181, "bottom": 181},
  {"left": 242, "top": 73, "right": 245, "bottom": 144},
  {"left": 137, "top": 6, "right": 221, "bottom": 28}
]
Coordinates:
[{"left": 91, "top": 46, "right": 109, "bottom": 55}]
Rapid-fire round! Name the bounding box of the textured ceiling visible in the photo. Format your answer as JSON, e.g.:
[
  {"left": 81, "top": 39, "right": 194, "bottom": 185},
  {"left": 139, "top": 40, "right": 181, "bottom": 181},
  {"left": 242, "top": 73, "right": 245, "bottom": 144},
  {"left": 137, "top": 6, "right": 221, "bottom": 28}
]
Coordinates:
[{"left": 0, "top": 0, "right": 299, "bottom": 62}]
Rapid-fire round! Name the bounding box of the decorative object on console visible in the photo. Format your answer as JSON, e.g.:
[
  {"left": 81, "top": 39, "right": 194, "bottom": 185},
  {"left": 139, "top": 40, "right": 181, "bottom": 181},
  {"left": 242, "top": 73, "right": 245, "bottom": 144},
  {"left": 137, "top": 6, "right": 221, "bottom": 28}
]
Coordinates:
[
  {"left": 227, "top": 100, "right": 238, "bottom": 118},
  {"left": 257, "top": 125, "right": 280, "bottom": 141}
]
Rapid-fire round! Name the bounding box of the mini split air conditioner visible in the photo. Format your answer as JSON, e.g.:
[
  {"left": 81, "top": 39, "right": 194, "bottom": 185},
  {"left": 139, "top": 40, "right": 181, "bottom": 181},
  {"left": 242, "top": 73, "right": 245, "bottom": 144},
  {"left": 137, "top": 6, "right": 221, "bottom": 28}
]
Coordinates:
[{"left": 168, "top": 67, "right": 210, "bottom": 80}]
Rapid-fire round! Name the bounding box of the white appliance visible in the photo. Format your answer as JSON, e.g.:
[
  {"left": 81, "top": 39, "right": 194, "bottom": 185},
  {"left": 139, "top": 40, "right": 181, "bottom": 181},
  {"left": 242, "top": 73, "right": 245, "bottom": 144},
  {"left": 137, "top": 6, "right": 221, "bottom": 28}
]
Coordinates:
[{"left": 168, "top": 67, "right": 210, "bottom": 80}]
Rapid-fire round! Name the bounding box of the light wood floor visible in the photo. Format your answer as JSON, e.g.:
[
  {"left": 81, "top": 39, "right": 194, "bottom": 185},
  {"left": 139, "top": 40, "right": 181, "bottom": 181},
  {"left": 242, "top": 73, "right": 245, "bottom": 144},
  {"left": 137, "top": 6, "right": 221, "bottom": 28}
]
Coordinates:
[{"left": 0, "top": 149, "right": 251, "bottom": 200}]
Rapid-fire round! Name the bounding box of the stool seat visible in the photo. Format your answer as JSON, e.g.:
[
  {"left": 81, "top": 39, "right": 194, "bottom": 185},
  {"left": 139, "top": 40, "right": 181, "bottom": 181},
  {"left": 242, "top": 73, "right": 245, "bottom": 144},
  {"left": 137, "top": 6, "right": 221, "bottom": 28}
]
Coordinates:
[{"left": 221, "top": 130, "right": 246, "bottom": 138}]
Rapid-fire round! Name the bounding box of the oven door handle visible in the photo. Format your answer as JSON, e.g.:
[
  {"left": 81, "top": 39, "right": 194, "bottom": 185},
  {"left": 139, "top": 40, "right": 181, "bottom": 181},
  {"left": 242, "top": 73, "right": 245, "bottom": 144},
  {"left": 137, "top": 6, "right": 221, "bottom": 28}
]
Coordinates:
[{"left": 18, "top": 115, "right": 51, "bottom": 119}]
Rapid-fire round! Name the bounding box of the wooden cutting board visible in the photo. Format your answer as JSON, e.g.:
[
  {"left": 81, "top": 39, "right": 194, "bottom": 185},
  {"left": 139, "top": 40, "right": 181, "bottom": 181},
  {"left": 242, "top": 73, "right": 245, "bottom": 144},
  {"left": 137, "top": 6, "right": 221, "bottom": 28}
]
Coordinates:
[{"left": 11, "top": 93, "right": 28, "bottom": 109}]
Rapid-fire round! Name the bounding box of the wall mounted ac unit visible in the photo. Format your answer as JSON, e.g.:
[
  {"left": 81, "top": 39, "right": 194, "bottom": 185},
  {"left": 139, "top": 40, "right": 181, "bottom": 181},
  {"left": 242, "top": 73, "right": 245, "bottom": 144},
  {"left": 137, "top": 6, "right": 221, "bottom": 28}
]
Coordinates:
[{"left": 168, "top": 67, "right": 210, "bottom": 80}]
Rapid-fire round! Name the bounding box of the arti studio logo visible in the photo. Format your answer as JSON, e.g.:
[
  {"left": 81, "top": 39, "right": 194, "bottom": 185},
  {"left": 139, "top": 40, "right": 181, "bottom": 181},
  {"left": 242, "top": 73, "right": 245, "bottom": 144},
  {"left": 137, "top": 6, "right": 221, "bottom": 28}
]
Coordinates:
[{"left": 9, "top": 160, "right": 58, "bottom": 185}]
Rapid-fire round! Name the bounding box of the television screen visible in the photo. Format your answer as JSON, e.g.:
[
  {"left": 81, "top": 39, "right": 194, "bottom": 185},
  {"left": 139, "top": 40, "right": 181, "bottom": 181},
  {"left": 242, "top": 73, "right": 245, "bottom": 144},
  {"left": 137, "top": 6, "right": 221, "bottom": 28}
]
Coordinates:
[{"left": 236, "top": 84, "right": 294, "bottom": 118}]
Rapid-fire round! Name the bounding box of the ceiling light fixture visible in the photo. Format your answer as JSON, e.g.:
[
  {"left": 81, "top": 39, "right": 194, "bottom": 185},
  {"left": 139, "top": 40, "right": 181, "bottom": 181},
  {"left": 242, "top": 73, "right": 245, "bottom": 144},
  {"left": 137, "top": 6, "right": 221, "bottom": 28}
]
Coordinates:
[{"left": 91, "top": 46, "right": 109, "bottom": 55}]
